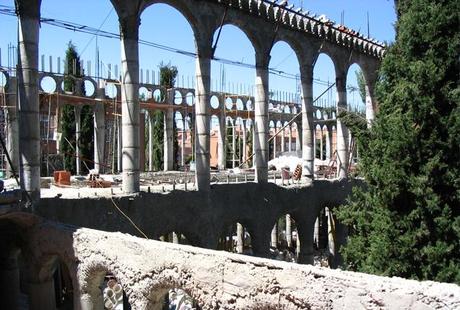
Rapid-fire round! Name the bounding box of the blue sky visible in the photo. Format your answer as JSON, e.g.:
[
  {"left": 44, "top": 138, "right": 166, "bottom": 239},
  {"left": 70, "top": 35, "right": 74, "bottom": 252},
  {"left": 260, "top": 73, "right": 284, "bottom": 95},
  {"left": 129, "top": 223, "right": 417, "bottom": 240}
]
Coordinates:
[{"left": 0, "top": 0, "right": 396, "bottom": 111}]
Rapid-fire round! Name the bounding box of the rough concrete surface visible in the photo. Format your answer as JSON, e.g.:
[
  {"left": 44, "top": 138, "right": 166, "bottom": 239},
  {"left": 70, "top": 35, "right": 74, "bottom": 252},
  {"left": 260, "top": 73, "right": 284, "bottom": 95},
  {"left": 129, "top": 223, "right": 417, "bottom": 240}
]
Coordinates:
[{"left": 10, "top": 213, "right": 458, "bottom": 310}]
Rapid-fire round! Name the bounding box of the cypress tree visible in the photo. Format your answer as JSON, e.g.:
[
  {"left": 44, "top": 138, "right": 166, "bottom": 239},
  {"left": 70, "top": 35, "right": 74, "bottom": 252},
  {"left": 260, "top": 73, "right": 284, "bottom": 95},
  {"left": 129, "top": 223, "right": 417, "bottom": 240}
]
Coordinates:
[
  {"left": 337, "top": 0, "right": 460, "bottom": 284},
  {"left": 60, "top": 42, "right": 93, "bottom": 174},
  {"left": 150, "top": 62, "right": 179, "bottom": 171}
]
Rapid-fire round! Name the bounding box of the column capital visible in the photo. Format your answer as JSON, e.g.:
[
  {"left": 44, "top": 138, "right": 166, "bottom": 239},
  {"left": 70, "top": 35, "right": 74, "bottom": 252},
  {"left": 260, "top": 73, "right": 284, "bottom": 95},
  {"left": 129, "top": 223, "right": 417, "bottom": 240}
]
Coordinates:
[
  {"left": 335, "top": 75, "right": 347, "bottom": 92},
  {"left": 299, "top": 63, "right": 314, "bottom": 84},
  {"left": 255, "top": 51, "right": 271, "bottom": 69},
  {"left": 15, "top": 0, "right": 41, "bottom": 19},
  {"left": 119, "top": 14, "right": 140, "bottom": 40}
]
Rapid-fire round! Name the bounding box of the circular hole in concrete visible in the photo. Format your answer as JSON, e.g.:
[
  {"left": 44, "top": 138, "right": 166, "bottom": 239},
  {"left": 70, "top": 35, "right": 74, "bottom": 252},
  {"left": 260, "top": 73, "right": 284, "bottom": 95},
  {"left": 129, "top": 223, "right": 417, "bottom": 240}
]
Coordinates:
[
  {"left": 225, "top": 97, "right": 233, "bottom": 110},
  {"left": 84, "top": 80, "right": 95, "bottom": 97},
  {"left": 0, "top": 71, "right": 7, "bottom": 88},
  {"left": 105, "top": 83, "right": 117, "bottom": 99},
  {"left": 40, "top": 76, "right": 56, "bottom": 93},
  {"left": 185, "top": 92, "right": 194, "bottom": 106},
  {"left": 139, "top": 86, "right": 150, "bottom": 101},
  {"left": 246, "top": 99, "right": 253, "bottom": 110},
  {"left": 174, "top": 90, "right": 183, "bottom": 105},
  {"left": 236, "top": 98, "right": 244, "bottom": 110},
  {"left": 153, "top": 88, "right": 163, "bottom": 102},
  {"left": 210, "top": 95, "right": 219, "bottom": 109}
]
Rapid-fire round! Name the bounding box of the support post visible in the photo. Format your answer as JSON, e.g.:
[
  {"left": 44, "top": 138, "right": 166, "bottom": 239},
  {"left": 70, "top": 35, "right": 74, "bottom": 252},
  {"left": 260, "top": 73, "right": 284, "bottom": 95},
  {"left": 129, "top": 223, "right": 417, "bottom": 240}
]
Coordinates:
[
  {"left": 120, "top": 14, "right": 140, "bottom": 193},
  {"left": 16, "top": 0, "right": 41, "bottom": 201},
  {"left": 194, "top": 38, "right": 212, "bottom": 191},
  {"left": 5, "top": 77, "right": 19, "bottom": 177},
  {"left": 281, "top": 127, "right": 285, "bottom": 153},
  {"left": 148, "top": 111, "right": 154, "bottom": 171},
  {"left": 236, "top": 223, "right": 244, "bottom": 254},
  {"left": 254, "top": 52, "right": 269, "bottom": 183},
  {"left": 300, "top": 64, "right": 314, "bottom": 179},
  {"left": 94, "top": 83, "right": 106, "bottom": 173},
  {"left": 164, "top": 90, "right": 174, "bottom": 171},
  {"left": 75, "top": 106, "right": 82, "bottom": 176},
  {"left": 232, "top": 123, "right": 236, "bottom": 168},
  {"left": 288, "top": 127, "right": 292, "bottom": 152},
  {"left": 286, "top": 214, "right": 292, "bottom": 248},
  {"left": 217, "top": 114, "right": 226, "bottom": 170},
  {"left": 271, "top": 223, "right": 277, "bottom": 248},
  {"left": 336, "top": 73, "right": 349, "bottom": 178},
  {"left": 181, "top": 119, "right": 185, "bottom": 167},
  {"left": 242, "top": 120, "right": 247, "bottom": 164}
]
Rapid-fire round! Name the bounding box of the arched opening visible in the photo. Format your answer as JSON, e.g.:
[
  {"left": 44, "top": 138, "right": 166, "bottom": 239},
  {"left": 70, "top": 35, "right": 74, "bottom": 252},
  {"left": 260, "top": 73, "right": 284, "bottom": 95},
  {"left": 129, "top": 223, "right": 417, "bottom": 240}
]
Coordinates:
[
  {"left": 53, "top": 260, "right": 74, "bottom": 309},
  {"left": 161, "top": 288, "right": 201, "bottom": 309},
  {"left": 313, "top": 54, "right": 337, "bottom": 110},
  {"left": 217, "top": 222, "right": 252, "bottom": 255},
  {"left": 211, "top": 24, "right": 256, "bottom": 172},
  {"left": 100, "top": 272, "right": 131, "bottom": 310},
  {"left": 269, "top": 214, "right": 300, "bottom": 262},
  {"left": 346, "top": 63, "right": 366, "bottom": 114},
  {"left": 269, "top": 41, "right": 301, "bottom": 108},
  {"left": 313, "top": 206, "right": 347, "bottom": 268},
  {"left": 146, "top": 285, "right": 201, "bottom": 310}
]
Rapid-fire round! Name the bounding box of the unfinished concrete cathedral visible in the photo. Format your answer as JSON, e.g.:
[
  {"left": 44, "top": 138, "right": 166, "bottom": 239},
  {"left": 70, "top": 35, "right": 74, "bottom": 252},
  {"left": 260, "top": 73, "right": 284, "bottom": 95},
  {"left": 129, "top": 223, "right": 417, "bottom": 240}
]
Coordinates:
[{"left": 1, "top": 0, "right": 459, "bottom": 309}]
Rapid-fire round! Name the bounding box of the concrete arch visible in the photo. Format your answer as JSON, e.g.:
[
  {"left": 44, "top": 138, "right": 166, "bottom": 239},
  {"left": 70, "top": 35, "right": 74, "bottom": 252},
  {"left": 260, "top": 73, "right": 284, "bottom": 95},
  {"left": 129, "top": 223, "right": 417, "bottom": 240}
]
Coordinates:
[
  {"left": 143, "top": 278, "right": 201, "bottom": 309},
  {"left": 78, "top": 260, "right": 133, "bottom": 309},
  {"left": 140, "top": 1, "right": 201, "bottom": 40}
]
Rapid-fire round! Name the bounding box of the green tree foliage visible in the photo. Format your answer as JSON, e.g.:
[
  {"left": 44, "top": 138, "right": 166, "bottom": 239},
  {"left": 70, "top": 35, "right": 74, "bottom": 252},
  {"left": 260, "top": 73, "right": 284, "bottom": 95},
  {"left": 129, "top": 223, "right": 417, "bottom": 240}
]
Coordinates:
[
  {"left": 149, "top": 62, "right": 179, "bottom": 170},
  {"left": 337, "top": 0, "right": 460, "bottom": 284},
  {"left": 356, "top": 69, "right": 366, "bottom": 104},
  {"left": 60, "top": 42, "right": 94, "bottom": 174}
]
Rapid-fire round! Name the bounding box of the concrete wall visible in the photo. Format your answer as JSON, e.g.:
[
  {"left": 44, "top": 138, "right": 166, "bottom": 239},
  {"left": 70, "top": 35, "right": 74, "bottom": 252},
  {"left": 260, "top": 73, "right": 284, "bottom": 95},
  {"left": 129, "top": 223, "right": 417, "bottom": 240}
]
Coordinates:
[
  {"left": 1, "top": 212, "right": 459, "bottom": 310},
  {"left": 36, "top": 179, "right": 354, "bottom": 254}
]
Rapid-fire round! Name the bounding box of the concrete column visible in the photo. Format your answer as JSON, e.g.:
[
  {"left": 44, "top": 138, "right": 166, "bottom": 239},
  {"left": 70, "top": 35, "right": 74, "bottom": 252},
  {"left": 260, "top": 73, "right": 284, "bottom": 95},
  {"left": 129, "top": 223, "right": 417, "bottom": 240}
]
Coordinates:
[
  {"left": 194, "top": 39, "right": 212, "bottom": 191},
  {"left": 232, "top": 123, "right": 236, "bottom": 168},
  {"left": 314, "top": 217, "right": 319, "bottom": 248},
  {"left": 117, "top": 117, "right": 122, "bottom": 173},
  {"left": 148, "top": 111, "right": 154, "bottom": 171},
  {"left": 288, "top": 127, "right": 292, "bottom": 152},
  {"left": 365, "top": 80, "right": 375, "bottom": 126},
  {"left": 236, "top": 223, "right": 244, "bottom": 254},
  {"left": 336, "top": 74, "right": 349, "bottom": 178},
  {"left": 120, "top": 14, "right": 140, "bottom": 193},
  {"left": 325, "top": 128, "right": 331, "bottom": 160},
  {"left": 29, "top": 279, "right": 56, "bottom": 310},
  {"left": 270, "top": 223, "right": 277, "bottom": 248},
  {"left": 320, "top": 129, "right": 324, "bottom": 160},
  {"left": 272, "top": 131, "right": 277, "bottom": 159},
  {"left": 164, "top": 92, "right": 174, "bottom": 171},
  {"left": 295, "top": 126, "right": 301, "bottom": 152},
  {"left": 286, "top": 214, "right": 292, "bottom": 248},
  {"left": 217, "top": 115, "right": 226, "bottom": 170},
  {"left": 242, "top": 120, "right": 247, "bottom": 164},
  {"left": 0, "top": 248, "right": 20, "bottom": 310},
  {"left": 16, "top": 1, "right": 41, "bottom": 201},
  {"left": 300, "top": 64, "right": 314, "bottom": 179},
  {"left": 5, "top": 77, "right": 19, "bottom": 177},
  {"left": 172, "top": 232, "right": 179, "bottom": 244},
  {"left": 181, "top": 120, "right": 185, "bottom": 167},
  {"left": 254, "top": 53, "right": 269, "bottom": 183},
  {"left": 75, "top": 106, "right": 82, "bottom": 176},
  {"left": 281, "top": 127, "right": 285, "bottom": 153},
  {"left": 94, "top": 84, "right": 106, "bottom": 173}
]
